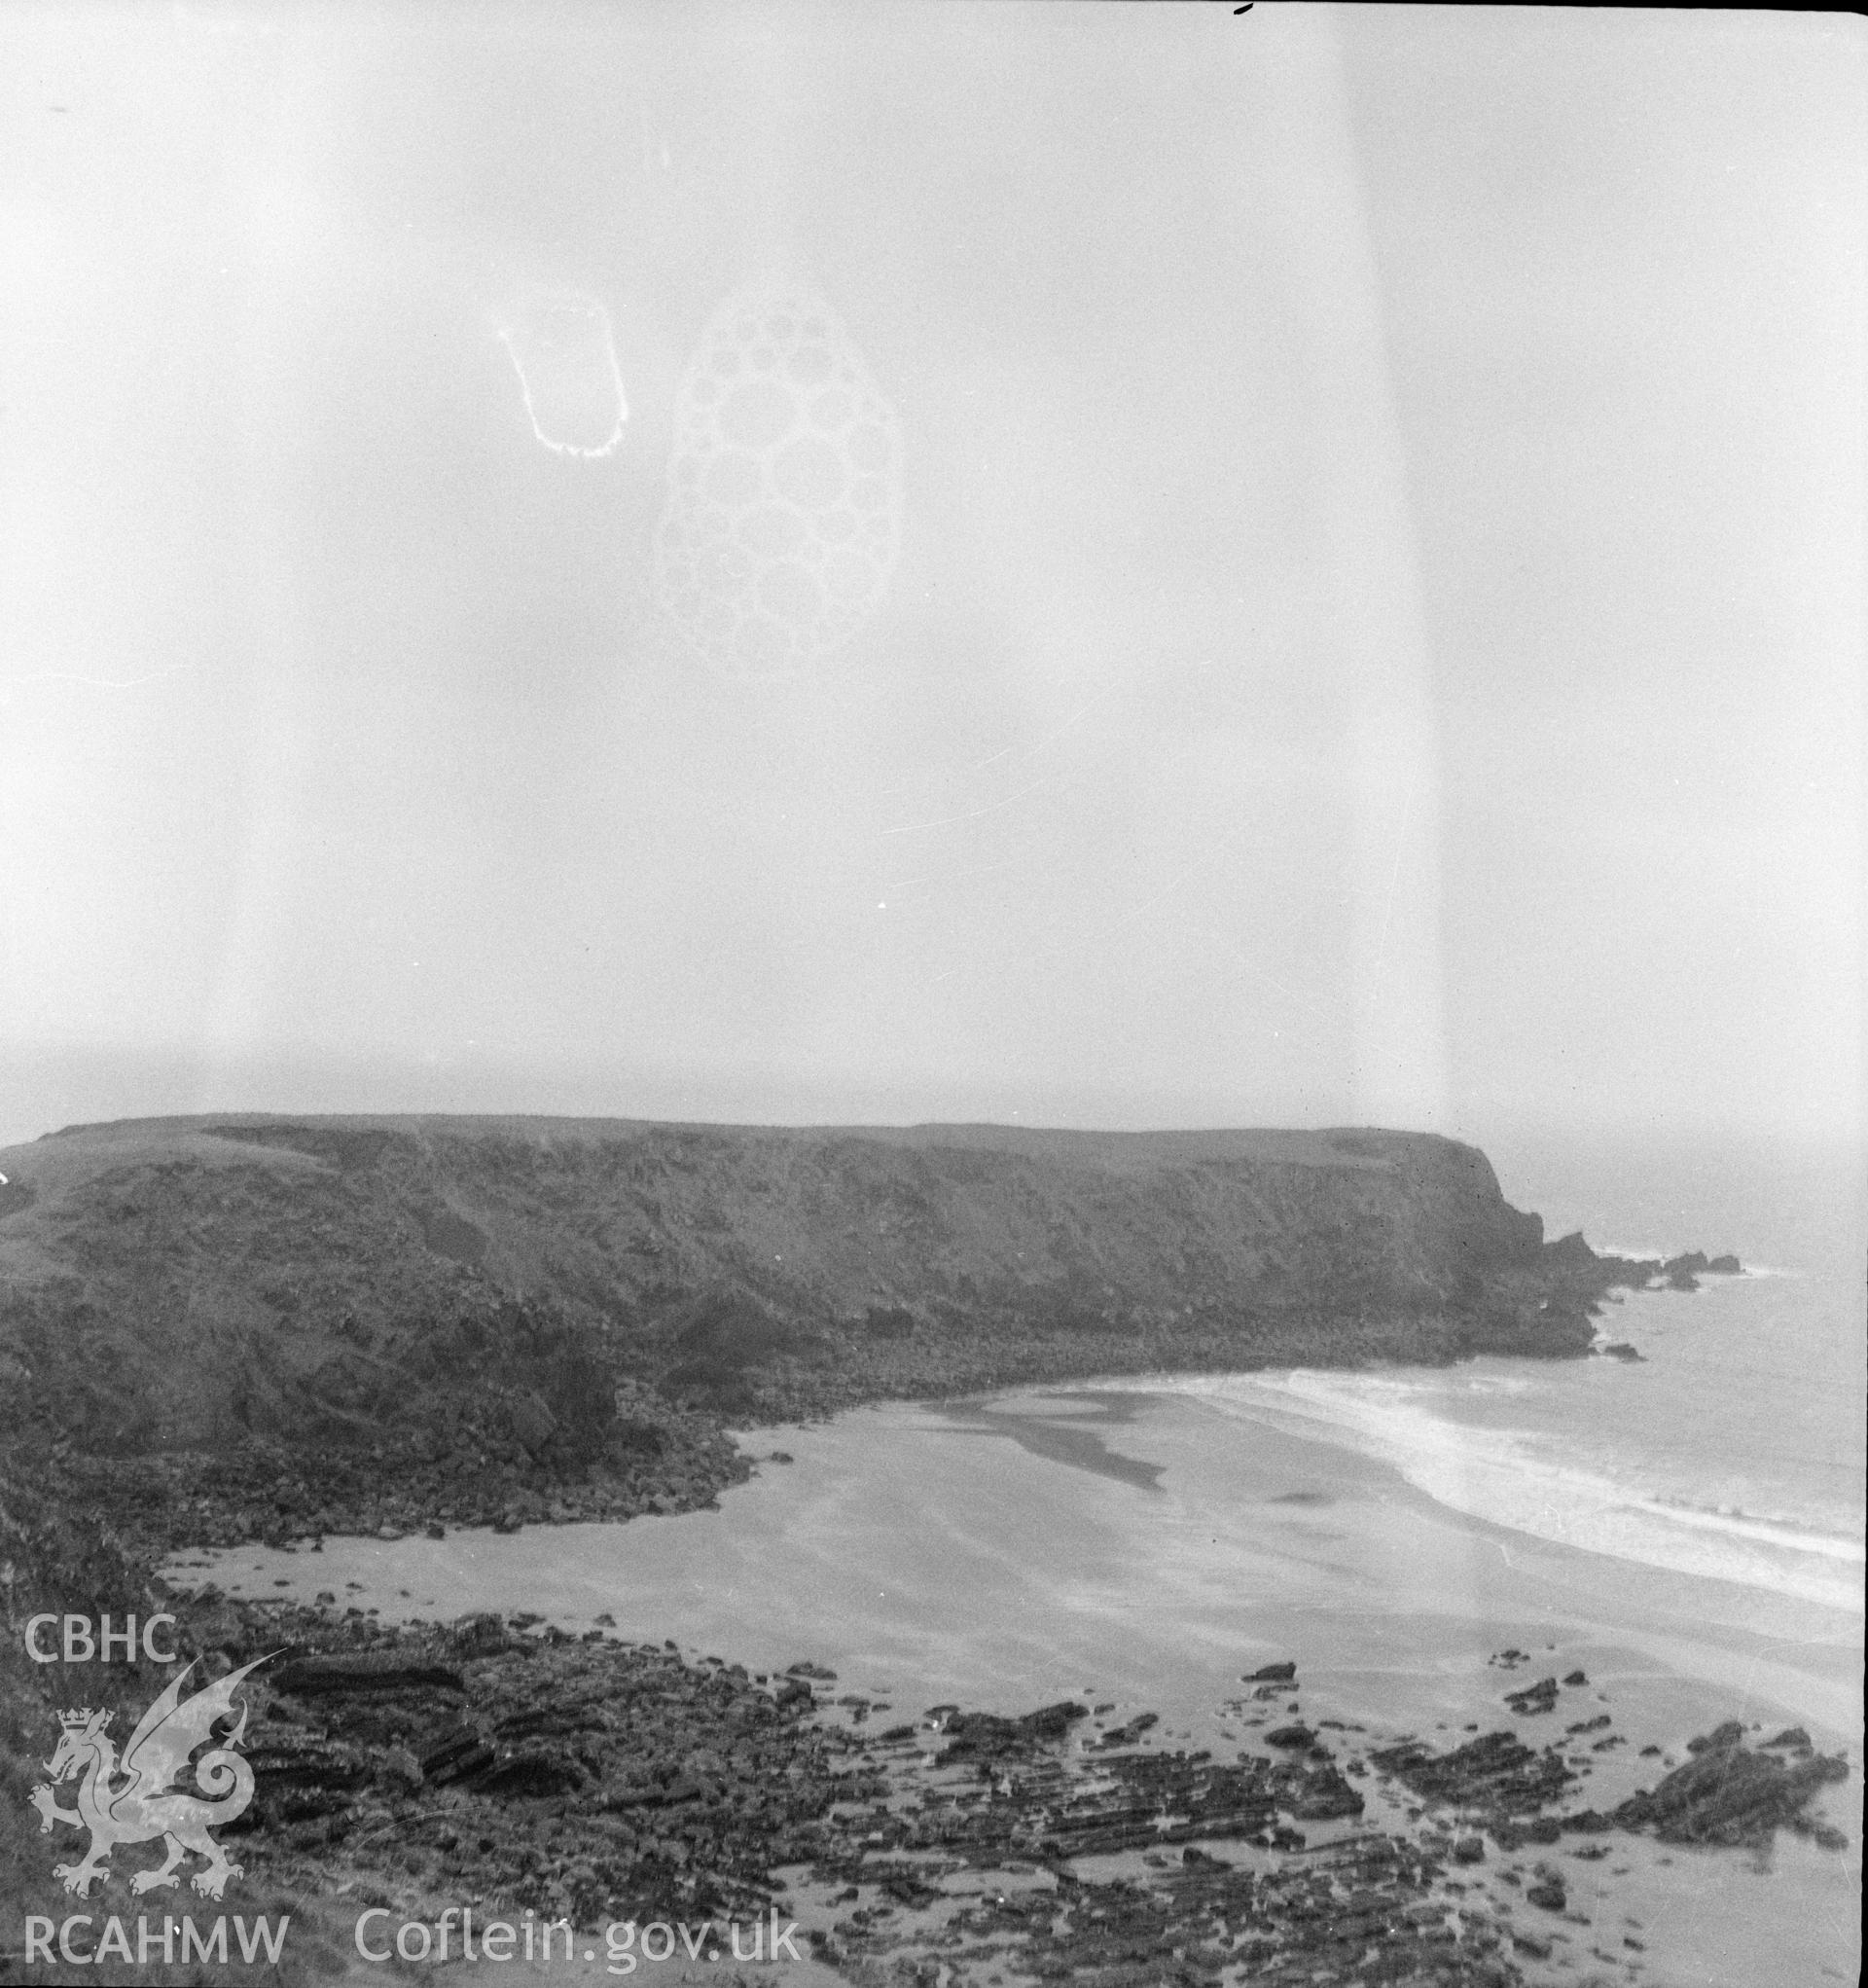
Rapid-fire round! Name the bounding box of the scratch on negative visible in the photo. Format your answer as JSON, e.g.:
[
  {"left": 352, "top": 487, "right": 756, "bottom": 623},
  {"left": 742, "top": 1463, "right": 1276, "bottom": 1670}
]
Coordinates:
[{"left": 2, "top": 666, "right": 193, "bottom": 698}]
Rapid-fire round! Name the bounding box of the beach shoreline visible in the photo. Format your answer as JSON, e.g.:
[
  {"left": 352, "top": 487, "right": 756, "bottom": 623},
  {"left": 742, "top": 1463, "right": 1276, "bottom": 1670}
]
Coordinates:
[
  {"left": 153, "top": 1375, "right": 1861, "bottom": 1988},
  {"left": 180, "top": 1377, "right": 1862, "bottom": 1740}
]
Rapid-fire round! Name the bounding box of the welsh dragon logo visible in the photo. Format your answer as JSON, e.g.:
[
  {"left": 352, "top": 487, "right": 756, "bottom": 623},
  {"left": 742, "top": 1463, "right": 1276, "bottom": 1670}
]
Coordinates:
[{"left": 29, "top": 1654, "right": 270, "bottom": 1899}]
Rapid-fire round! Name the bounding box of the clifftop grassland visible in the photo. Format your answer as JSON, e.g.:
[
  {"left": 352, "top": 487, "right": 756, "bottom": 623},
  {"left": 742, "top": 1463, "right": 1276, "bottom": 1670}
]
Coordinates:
[{"left": 0, "top": 1113, "right": 1639, "bottom": 1548}]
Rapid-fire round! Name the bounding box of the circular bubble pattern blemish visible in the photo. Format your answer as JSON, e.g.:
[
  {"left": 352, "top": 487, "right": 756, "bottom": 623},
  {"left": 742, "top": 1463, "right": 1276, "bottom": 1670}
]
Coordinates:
[{"left": 654, "top": 285, "right": 904, "bottom": 679}]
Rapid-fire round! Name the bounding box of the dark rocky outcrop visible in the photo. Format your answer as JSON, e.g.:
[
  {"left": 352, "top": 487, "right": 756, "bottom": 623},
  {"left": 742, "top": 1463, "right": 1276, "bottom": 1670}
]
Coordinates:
[
  {"left": 1576, "top": 1244, "right": 1747, "bottom": 1295},
  {"left": 937, "top": 1701, "right": 1090, "bottom": 1759},
  {"left": 1368, "top": 1730, "right": 1576, "bottom": 1821},
  {"left": 1503, "top": 1677, "right": 1559, "bottom": 1717},
  {"left": 1367, "top": 1717, "right": 1852, "bottom": 1863},
  {"left": 270, "top": 1651, "right": 466, "bottom": 1696},
  {"left": 1524, "top": 1871, "right": 1566, "bottom": 1912},
  {"left": 1613, "top": 1723, "right": 1850, "bottom": 1847}
]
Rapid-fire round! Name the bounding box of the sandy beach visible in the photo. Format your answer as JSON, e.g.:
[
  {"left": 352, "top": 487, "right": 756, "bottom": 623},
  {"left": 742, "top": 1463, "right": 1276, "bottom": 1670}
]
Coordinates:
[{"left": 179, "top": 1381, "right": 1862, "bottom": 1987}]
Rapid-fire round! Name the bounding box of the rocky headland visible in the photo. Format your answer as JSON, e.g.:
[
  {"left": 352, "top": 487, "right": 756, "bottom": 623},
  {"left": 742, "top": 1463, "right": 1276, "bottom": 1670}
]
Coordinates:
[{"left": 0, "top": 1114, "right": 1731, "bottom": 1549}]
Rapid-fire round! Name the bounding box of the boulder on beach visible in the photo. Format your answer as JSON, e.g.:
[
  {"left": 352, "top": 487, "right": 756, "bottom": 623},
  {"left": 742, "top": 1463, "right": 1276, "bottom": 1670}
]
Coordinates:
[
  {"left": 1369, "top": 1729, "right": 1575, "bottom": 1817},
  {"left": 272, "top": 1651, "right": 466, "bottom": 1696},
  {"left": 1616, "top": 1724, "right": 1850, "bottom": 1846}
]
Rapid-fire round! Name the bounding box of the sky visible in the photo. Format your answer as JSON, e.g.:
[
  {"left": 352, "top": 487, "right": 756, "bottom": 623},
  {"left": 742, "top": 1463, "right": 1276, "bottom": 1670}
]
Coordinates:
[{"left": 1, "top": 3, "right": 1861, "bottom": 1157}]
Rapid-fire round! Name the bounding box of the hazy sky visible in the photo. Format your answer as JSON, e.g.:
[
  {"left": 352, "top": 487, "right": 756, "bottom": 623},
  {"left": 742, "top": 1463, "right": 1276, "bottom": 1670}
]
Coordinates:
[{"left": 2, "top": 4, "right": 1861, "bottom": 1152}]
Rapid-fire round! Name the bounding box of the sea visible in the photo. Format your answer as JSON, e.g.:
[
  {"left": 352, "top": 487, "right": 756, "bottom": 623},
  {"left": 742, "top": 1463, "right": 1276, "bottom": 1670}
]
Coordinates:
[
  {"left": 1163, "top": 1262, "right": 1865, "bottom": 1625},
  {"left": 1470, "top": 1127, "right": 1865, "bottom": 1614},
  {"left": 1108, "top": 1126, "right": 1867, "bottom": 1626}
]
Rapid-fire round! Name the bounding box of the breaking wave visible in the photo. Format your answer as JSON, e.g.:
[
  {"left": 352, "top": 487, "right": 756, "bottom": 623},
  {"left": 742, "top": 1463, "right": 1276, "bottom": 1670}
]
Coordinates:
[{"left": 1166, "top": 1368, "right": 1864, "bottom": 1616}]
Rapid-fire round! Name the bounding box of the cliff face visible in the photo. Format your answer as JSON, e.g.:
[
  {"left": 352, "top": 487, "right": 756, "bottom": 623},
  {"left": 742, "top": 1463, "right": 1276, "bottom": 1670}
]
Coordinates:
[{"left": 0, "top": 1115, "right": 1585, "bottom": 1472}]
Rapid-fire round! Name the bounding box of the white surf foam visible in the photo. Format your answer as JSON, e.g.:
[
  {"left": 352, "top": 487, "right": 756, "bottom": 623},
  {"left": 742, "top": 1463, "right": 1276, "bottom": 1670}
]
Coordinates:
[
  {"left": 1164, "top": 1370, "right": 1865, "bottom": 1615},
  {"left": 1632, "top": 1495, "right": 1865, "bottom": 1564}
]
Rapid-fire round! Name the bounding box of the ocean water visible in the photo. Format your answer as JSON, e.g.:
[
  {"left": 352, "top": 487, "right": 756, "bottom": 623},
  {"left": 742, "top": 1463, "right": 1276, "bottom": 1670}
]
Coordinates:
[{"left": 1154, "top": 1133, "right": 1866, "bottom": 1619}]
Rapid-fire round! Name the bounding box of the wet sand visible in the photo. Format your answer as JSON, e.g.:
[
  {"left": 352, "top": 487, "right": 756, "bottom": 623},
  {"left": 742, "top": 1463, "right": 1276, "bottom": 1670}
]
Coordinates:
[{"left": 177, "top": 1384, "right": 1863, "bottom": 1988}]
